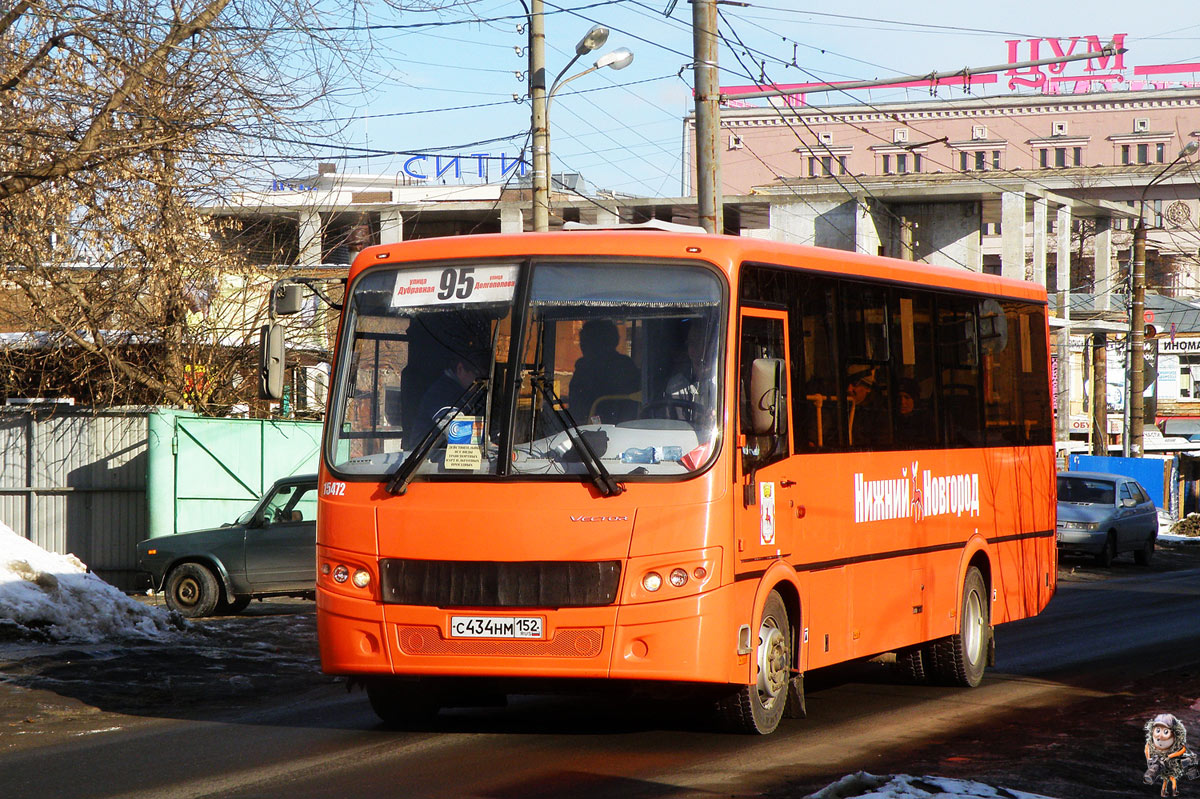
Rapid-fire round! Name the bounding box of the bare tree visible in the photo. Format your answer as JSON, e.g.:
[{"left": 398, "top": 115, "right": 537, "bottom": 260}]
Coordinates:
[{"left": 0, "top": 0, "right": 447, "bottom": 411}]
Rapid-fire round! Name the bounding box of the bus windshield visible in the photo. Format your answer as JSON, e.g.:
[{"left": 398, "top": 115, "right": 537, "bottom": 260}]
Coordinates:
[{"left": 326, "top": 259, "right": 724, "bottom": 481}]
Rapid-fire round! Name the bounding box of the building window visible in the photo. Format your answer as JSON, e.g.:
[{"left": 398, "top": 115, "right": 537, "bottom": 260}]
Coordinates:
[
  {"left": 1039, "top": 149, "right": 1048, "bottom": 168},
  {"left": 992, "top": 151, "right": 1001, "bottom": 169},
  {"left": 1138, "top": 143, "right": 1149, "bottom": 164},
  {"left": 975, "top": 151, "right": 986, "bottom": 171},
  {"left": 1055, "top": 147, "right": 1066, "bottom": 167},
  {"left": 960, "top": 152, "right": 968, "bottom": 171},
  {"left": 882, "top": 154, "right": 891, "bottom": 174},
  {"left": 1157, "top": 143, "right": 1166, "bottom": 163},
  {"left": 914, "top": 154, "right": 922, "bottom": 173},
  {"left": 1052, "top": 121, "right": 1068, "bottom": 136},
  {"left": 839, "top": 156, "right": 848, "bottom": 175},
  {"left": 896, "top": 153, "right": 908, "bottom": 174},
  {"left": 1121, "top": 145, "right": 1130, "bottom": 165},
  {"left": 729, "top": 133, "right": 744, "bottom": 150},
  {"left": 1073, "top": 147, "right": 1082, "bottom": 166},
  {"left": 1155, "top": 199, "right": 1163, "bottom": 227}
]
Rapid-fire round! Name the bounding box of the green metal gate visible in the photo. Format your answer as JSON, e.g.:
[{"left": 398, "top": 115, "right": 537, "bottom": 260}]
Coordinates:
[{"left": 147, "top": 410, "right": 322, "bottom": 538}]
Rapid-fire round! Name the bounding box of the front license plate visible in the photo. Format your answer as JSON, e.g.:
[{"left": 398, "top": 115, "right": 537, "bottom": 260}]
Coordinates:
[{"left": 449, "top": 615, "right": 543, "bottom": 639}]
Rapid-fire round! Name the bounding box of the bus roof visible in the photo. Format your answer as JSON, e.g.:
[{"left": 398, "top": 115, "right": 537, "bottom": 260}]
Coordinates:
[{"left": 350, "top": 232, "right": 1047, "bottom": 303}]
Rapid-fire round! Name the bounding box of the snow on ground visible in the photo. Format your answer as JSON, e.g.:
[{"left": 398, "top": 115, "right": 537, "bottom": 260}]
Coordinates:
[
  {"left": 808, "top": 772, "right": 1056, "bottom": 799},
  {"left": 0, "top": 522, "right": 182, "bottom": 643}
]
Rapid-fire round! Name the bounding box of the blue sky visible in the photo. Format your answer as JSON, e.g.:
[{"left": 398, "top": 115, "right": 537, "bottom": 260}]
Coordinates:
[{"left": 284, "top": 2, "right": 1200, "bottom": 198}]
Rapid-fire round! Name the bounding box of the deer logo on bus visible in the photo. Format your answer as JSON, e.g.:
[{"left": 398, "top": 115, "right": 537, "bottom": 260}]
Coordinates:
[{"left": 910, "top": 461, "right": 924, "bottom": 523}]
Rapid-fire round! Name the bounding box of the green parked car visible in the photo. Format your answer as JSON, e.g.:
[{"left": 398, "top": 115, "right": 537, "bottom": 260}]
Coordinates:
[{"left": 136, "top": 474, "right": 318, "bottom": 617}]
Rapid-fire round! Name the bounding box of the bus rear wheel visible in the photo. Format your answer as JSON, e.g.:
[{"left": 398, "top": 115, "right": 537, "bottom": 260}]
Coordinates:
[
  {"left": 929, "top": 567, "right": 989, "bottom": 687},
  {"left": 717, "top": 591, "right": 791, "bottom": 734},
  {"left": 895, "top": 645, "right": 930, "bottom": 683},
  {"left": 365, "top": 678, "right": 441, "bottom": 728}
]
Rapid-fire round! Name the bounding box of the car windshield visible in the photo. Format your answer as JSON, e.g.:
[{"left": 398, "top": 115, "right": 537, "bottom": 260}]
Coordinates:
[
  {"left": 1057, "top": 476, "right": 1115, "bottom": 505},
  {"left": 325, "top": 259, "right": 724, "bottom": 481},
  {"left": 234, "top": 482, "right": 317, "bottom": 525}
]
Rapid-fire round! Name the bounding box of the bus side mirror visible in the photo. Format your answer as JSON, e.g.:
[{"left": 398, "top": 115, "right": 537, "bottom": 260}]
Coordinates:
[
  {"left": 258, "top": 323, "right": 285, "bottom": 400},
  {"left": 272, "top": 282, "right": 305, "bottom": 316},
  {"left": 749, "top": 357, "right": 783, "bottom": 436}
]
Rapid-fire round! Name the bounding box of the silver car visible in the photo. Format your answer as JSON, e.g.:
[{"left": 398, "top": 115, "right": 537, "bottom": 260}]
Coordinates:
[{"left": 1056, "top": 471, "right": 1158, "bottom": 566}]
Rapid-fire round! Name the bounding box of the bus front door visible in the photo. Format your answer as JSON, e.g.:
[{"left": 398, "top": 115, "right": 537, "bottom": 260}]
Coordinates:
[{"left": 735, "top": 308, "right": 798, "bottom": 572}]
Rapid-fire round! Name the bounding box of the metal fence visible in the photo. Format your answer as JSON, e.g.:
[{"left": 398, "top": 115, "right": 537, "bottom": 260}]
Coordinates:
[
  {"left": 0, "top": 408, "right": 148, "bottom": 590},
  {"left": 0, "top": 407, "right": 321, "bottom": 591}
]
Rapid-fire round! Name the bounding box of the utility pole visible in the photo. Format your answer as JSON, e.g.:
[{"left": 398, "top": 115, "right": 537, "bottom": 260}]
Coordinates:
[
  {"left": 1128, "top": 140, "right": 1197, "bottom": 457},
  {"left": 692, "top": 0, "right": 722, "bottom": 234},
  {"left": 1129, "top": 220, "right": 1147, "bottom": 457},
  {"left": 529, "top": 0, "right": 549, "bottom": 232}
]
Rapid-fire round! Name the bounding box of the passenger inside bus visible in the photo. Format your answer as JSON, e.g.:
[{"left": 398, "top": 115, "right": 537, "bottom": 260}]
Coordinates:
[
  {"left": 416, "top": 350, "right": 488, "bottom": 425},
  {"left": 893, "top": 377, "right": 932, "bottom": 447},
  {"left": 659, "top": 321, "right": 715, "bottom": 423},
  {"left": 845, "top": 364, "right": 888, "bottom": 447},
  {"left": 567, "top": 320, "right": 640, "bottom": 424}
]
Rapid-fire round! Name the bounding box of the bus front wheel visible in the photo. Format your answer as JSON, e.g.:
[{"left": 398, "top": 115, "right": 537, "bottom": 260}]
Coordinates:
[
  {"left": 717, "top": 590, "right": 791, "bottom": 734},
  {"left": 929, "top": 567, "right": 989, "bottom": 687},
  {"left": 365, "top": 678, "right": 441, "bottom": 728}
]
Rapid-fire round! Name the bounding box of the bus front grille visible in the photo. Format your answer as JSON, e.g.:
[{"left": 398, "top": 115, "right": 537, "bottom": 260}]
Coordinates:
[{"left": 378, "top": 559, "right": 622, "bottom": 608}]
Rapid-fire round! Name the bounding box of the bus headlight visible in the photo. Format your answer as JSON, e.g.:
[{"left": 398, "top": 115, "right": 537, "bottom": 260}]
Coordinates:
[
  {"left": 332, "top": 565, "right": 350, "bottom": 583},
  {"left": 624, "top": 547, "right": 720, "bottom": 604},
  {"left": 352, "top": 569, "right": 371, "bottom": 589}
]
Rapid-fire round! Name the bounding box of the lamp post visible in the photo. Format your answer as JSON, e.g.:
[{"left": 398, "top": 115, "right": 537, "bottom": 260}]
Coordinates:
[
  {"left": 528, "top": 12, "right": 633, "bottom": 231},
  {"left": 1129, "top": 139, "right": 1198, "bottom": 457}
]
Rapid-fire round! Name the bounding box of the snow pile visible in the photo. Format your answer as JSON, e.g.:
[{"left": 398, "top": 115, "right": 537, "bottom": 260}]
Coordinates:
[
  {"left": 808, "top": 772, "right": 1056, "bottom": 799},
  {"left": 0, "top": 522, "right": 183, "bottom": 642}
]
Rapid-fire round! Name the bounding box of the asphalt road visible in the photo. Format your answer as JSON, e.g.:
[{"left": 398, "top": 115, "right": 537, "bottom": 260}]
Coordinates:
[{"left": 4, "top": 551, "right": 1200, "bottom": 799}]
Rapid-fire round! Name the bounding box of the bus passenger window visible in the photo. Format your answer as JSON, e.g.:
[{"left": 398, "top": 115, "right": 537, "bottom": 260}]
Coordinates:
[
  {"left": 841, "top": 285, "right": 891, "bottom": 449},
  {"left": 891, "top": 292, "right": 938, "bottom": 449},
  {"left": 796, "top": 278, "right": 838, "bottom": 451},
  {"left": 937, "top": 298, "right": 983, "bottom": 446}
]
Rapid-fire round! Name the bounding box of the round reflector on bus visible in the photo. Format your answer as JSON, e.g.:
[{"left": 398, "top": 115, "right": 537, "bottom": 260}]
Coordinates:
[
  {"left": 642, "top": 572, "right": 663, "bottom": 592},
  {"left": 669, "top": 568, "right": 688, "bottom": 587}
]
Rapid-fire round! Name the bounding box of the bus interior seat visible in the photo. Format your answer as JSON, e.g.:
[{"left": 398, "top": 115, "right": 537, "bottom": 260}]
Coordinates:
[{"left": 589, "top": 393, "right": 641, "bottom": 425}]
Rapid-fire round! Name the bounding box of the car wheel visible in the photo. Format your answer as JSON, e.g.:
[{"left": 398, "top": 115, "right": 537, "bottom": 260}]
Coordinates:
[
  {"left": 1095, "top": 532, "right": 1117, "bottom": 567},
  {"left": 1134, "top": 535, "right": 1155, "bottom": 566},
  {"left": 164, "top": 563, "right": 221, "bottom": 618},
  {"left": 929, "top": 567, "right": 989, "bottom": 688},
  {"left": 716, "top": 591, "right": 791, "bottom": 734}
]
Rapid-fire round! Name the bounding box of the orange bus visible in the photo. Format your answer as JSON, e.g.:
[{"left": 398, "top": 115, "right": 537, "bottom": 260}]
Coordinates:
[{"left": 280, "top": 230, "right": 1055, "bottom": 734}]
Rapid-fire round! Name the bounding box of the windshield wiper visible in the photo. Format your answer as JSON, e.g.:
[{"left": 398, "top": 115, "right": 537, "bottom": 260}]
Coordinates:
[
  {"left": 528, "top": 371, "right": 624, "bottom": 498},
  {"left": 386, "top": 379, "right": 488, "bottom": 495}
]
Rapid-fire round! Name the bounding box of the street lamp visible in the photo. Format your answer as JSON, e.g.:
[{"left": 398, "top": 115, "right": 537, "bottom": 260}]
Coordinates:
[
  {"left": 1128, "top": 138, "right": 1199, "bottom": 457},
  {"left": 528, "top": 15, "right": 633, "bottom": 231}
]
